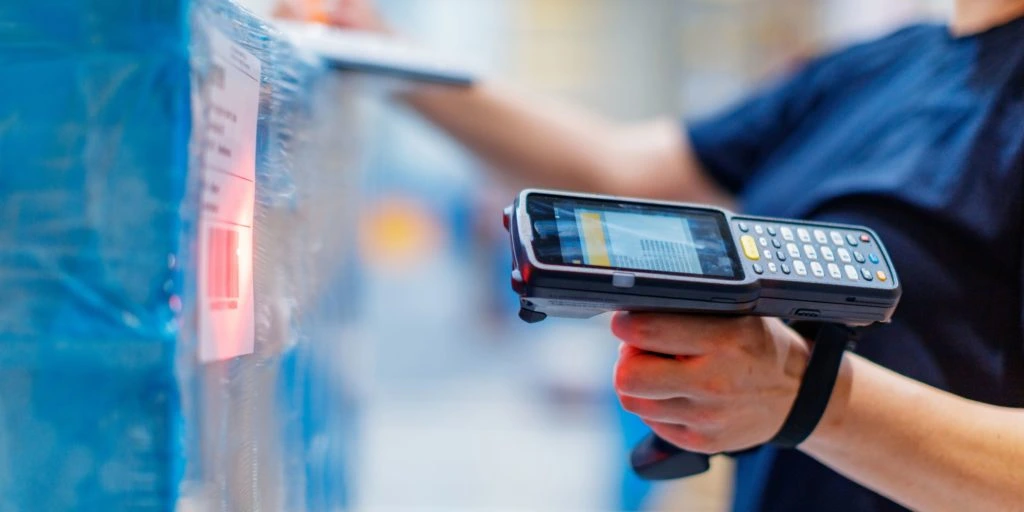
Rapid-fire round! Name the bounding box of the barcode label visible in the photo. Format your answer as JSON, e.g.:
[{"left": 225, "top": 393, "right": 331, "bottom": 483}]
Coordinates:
[
  {"left": 206, "top": 227, "right": 239, "bottom": 309},
  {"left": 197, "top": 28, "right": 260, "bottom": 363}
]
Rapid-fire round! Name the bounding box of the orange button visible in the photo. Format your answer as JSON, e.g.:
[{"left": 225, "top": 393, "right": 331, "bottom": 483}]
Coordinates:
[{"left": 876, "top": 270, "right": 887, "bottom": 282}]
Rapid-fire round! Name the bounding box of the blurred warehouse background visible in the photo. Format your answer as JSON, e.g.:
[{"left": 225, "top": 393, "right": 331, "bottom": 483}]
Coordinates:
[{"left": 236, "top": 1, "right": 949, "bottom": 510}]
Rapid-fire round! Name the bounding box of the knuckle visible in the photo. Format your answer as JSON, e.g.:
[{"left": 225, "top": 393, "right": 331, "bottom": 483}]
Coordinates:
[
  {"left": 699, "top": 374, "right": 731, "bottom": 397},
  {"left": 632, "top": 316, "right": 656, "bottom": 342},
  {"left": 723, "top": 316, "right": 757, "bottom": 339},
  {"left": 617, "top": 315, "right": 651, "bottom": 346},
  {"left": 614, "top": 360, "right": 644, "bottom": 394}
]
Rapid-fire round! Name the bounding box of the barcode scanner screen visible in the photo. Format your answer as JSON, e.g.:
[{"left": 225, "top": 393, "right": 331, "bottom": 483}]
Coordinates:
[{"left": 206, "top": 227, "right": 240, "bottom": 309}]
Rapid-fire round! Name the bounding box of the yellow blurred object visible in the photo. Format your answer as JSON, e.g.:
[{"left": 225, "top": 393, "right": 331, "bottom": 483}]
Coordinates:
[
  {"left": 359, "top": 197, "right": 445, "bottom": 270},
  {"left": 512, "top": 0, "right": 600, "bottom": 93},
  {"left": 282, "top": 0, "right": 330, "bottom": 23},
  {"left": 657, "top": 456, "right": 734, "bottom": 512},
  {"left": 522, "top": 0, "right": 599, "bottom": 31}
]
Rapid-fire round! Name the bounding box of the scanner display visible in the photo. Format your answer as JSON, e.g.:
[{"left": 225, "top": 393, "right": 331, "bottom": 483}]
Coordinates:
[
  {"left": 574, "top": 209, "right": 705, "bottom": 273},
  {"left": 527, "top": 194, "right": 740, "bottom": 280}
]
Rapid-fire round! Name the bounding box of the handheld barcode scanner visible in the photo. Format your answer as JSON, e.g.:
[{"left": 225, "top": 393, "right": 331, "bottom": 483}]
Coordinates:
[{"left": 504, "top": 189, "right": 901, "bottom": 480}]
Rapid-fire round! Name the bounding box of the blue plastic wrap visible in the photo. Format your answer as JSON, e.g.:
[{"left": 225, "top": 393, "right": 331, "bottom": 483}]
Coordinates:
[{"left": 0, "top": 1, "right": 363, "bottom": 510}]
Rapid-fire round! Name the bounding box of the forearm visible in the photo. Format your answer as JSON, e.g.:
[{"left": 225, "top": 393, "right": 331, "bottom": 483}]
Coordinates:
[
  {"left": 802, "top": 353, "right": 1024, "bottom": 511},
  {"left": 401, "top": 83, "right": 734, "bottom": 206}
]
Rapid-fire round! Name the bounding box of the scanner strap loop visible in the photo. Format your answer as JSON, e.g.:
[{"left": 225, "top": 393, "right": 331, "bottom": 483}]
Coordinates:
[{"left": 770, "top": 323, "right": 856, "bottom": 448}]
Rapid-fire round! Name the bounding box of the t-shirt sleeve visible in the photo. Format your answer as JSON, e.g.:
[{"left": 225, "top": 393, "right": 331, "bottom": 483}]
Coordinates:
[{"left": 686, "top": 56, "right": 839, "bottom": 194}]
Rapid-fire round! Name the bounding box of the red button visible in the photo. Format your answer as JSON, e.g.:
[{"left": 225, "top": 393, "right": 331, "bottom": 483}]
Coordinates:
[
  {"left": 860, "top": 234, "right": 871, "bottom": 243},
  {"left": 511, "top": 269, "right": 525, "bottom": 293}
]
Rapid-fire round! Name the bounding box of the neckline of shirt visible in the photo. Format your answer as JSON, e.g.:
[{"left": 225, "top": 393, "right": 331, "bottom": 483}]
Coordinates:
[{"left": 944, "top": 12, "right": 1024, "bottom": 42}]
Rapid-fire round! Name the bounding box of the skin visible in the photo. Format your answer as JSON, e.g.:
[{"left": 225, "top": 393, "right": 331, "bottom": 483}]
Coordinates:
[
  {"left": 276, "top": 1, "right": 735, "bottom": 209},
  {"left": 611, "top": 312, "right": 1024, "bottom": 512},
  {"left": 277, "top": 0, "right": 1024, "bottom": 509}
]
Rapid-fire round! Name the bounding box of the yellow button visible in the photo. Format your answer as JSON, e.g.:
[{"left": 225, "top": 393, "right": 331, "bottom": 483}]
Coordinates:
[
  {"left": 740, "top": 235, "right": 760, "bottom": 260},
  {"left": 876, "top": 270, "right": 888, "bottom": 282}
]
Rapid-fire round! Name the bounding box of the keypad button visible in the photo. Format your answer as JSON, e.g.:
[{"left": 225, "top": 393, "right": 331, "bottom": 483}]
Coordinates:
[
  {"left": 803, "top": 245, "right": 818, "bottom": 260},
  {"left": 738, "top": 222, "right": 749, "bottom": 232},
  {"left": 846, "top": 234, "right": 859, "bottom": 246},
  {"left": 781, "top": 263, "right": 791, "bottom": 274},
  {"left": 768, "top": 262, "right": 778, "bottom": 273},
  {"left": 821, "top": 246, "right": 835, "bottom": 262},
  {"left": 830, "top": 231, "right": 845, "bottom": 245},
  {"left": 793, "top": 260, "right": 807, "bottom": 276},
  {"left": 754, "top": 225, "right": 764, "bottom": 235},
  {"left": 767, "top": 226, "right": 777, "bottom": 237},
  {"left": 771, "top": 239, "right": 782, "bottom": 249},
  {"left": 763, "top": 250, "right": 773, "bottom": 260},
  {"left": 781, "top": 227, "right": 794, "bottom": 241},
  {"left": 811, "top": 261, "right": 825, "bottom": 278},
  {"left": 740, "top": 235, "right": 760, "bottom": 260},
  {"left": 753, "top": 263, "right": 765, "bottom": 274},
  {"left": 787, "top": 243, "right": 801, "bottom": 259},
  {"left": 759, "top": 237, "right": 769, "bottom": 247},
  {"left": 814, "top": 229, "right": 828, "bottom": 244},
  {"left": 838, "top": 248, "right": 852, "bottom": 263},
  {"left": 844, "top": 265, "right": 858, "bottom": 280},
  {"left": 876, "top": 270, "right": 888, "bottom": 282},
  {"left": 869, "top": 253, "right": 880, "bottom": 264},
  {"left": 827, "top": 263, "right": 842, "bottom": 279},
  {"left": 797, "top": 228, "right": 811, "bottom": 243},
  {"left": 861, "top": 268, "right": 873, "bottom": 281},
  {"left": 776, "top": 250, "right": 787, "bottom": 261},
  {"left": 860, "top": 234, "right": 871, "bottom": 243},
  {"left": 853, "top": 251, "right": 866, "bottom": 264}
]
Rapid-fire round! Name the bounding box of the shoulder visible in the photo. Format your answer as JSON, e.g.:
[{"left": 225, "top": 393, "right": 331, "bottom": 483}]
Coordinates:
[
  {"left": 834, "top": 23, "right": 940, "bottom": 56},
  {"left": 805, "top": 24, "right": 942, "bottom": 84}
]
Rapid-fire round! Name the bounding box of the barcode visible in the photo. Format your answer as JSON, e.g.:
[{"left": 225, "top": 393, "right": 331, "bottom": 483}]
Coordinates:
[
  {"left": 206, "top": 227, "right": 239, "bottom": 310},
  {"left": 613, "top": 239, "right": 702, "bottom": 274},
  {"left": 210, "top": 63, "right": 226, "bottom": 90}
]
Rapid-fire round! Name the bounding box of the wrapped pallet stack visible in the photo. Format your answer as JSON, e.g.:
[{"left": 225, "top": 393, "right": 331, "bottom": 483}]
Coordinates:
[{"left": 0, "top": 0, "right": 364, "bottom": 510}]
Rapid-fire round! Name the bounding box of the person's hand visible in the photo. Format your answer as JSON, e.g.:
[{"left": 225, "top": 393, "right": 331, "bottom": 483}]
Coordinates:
[
  {"left": 274, "top": 0, "right": 391, "bottom": 34},
  {"left": 611, "top": 312, "right": 812, "bottom": 454}
]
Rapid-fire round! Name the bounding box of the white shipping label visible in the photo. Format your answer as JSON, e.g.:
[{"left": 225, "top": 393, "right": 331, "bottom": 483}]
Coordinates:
[{"left": 197, "top": 29, "right": 261, "bottom": 363}]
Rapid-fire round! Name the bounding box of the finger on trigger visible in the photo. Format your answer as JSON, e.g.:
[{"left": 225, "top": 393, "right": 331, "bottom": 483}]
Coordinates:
[
  {"left": 614, "top": 347, "right": 698, "bottom": 399},
  {"left": 619, "top": 395, "right": 696, "bottom": 425},
  {"left": 612, "top": 311, "right": 747, "bottom": 355}
]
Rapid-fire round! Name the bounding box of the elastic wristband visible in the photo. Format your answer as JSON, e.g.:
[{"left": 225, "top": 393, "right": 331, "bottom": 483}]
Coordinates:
[{"left": 769, "top": 323, "right": 855, "bottom": 448}]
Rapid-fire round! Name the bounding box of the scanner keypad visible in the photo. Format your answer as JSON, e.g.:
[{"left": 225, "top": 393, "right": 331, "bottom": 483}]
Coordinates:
[{"left": 736, "top": 221, "right": 891, "bottom": 285}]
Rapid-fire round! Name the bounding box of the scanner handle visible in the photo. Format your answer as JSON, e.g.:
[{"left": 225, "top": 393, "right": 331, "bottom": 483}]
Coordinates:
[{"left": 630, "top": 434, "right": 711, "bottom": 480}]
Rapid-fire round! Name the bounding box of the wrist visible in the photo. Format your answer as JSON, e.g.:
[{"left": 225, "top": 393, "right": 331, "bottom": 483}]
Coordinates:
[
  {"left": 769, "top": 323, "right": 853, "bottom": 449},
  {"left": 799, "top": 352, "right": 855, "bottom": 452}
]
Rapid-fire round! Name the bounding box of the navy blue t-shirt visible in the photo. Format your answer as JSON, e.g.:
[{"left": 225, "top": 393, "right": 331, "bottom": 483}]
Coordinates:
[{"left": 687, "top": 18, "right": 1024, "bottom": 512}]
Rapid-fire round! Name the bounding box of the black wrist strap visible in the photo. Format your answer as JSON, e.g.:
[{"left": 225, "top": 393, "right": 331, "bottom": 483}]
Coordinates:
[{"left": 769, "top": 323, "right": 856, "bottom": 448}]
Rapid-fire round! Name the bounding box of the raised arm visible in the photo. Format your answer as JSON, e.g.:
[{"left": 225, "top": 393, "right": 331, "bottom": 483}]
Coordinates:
[
  {"left": 275, "top": 0, "right": 734, "bottom": 207},
  {"left": 401, "top": 84, "right": 733, "bottom": 206}
]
